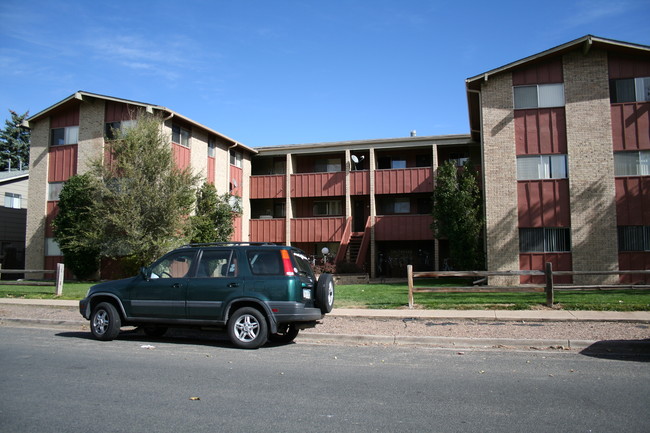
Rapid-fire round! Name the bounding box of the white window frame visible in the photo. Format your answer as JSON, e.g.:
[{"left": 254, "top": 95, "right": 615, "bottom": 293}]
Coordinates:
[
  {"left": 172, "top": 124, "right": 191, "bottom": 148},
  {"left": 614, "top": 150, "right": 650, "bottom": 176},
  {"left": 4, "top": 192, "right": 21, "bottom": 209},
  {"left": 208, "top": 139, "right": 216, "bottom": 158},
  {"left": 50, "top": 126, "right": 79, "bottom": 146},
  {"left": 517, "top": 154, "right": 568, "bottom": 180},
  {"left": 611, "top": 77, "right": 650, "bottom": 103},
  {"left": 230, "top": 150, "right": 243, "bottom": 168},
  {"left": 514, "top": 83, "right": 565, "bottom": 109}
]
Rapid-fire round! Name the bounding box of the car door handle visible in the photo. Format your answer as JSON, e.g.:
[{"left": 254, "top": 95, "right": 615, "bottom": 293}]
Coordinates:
[
  {"left": 227, "top": 282, "right": 239, "bottom": 288},
  {"left": 172, "top": 283, "right": 181, "bottom": 288}
]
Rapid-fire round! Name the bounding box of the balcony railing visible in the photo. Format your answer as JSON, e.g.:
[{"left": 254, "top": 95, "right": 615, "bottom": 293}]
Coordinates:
[
  {"left": 375, "top": 214, "right": 434, "bottom": 241},
  {"left": 291, "top": 217, "right": 346, "bottom": 242},
  {"left": 249, "top": 218, "right": 286, "bottom": 243},
  {"left": 375, "top": 167, "right": 433, "bottom": 194},
  {"left": 291, "top": 172, "right": 345, "bottom": 197},
  {"left": 250, "top": 175, "right": 285, "bottom": 199}
]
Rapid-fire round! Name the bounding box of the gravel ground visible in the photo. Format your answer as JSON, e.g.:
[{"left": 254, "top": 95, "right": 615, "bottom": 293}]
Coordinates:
[{"left": 1, "top": 304, "right": 649, "bottom": 342}]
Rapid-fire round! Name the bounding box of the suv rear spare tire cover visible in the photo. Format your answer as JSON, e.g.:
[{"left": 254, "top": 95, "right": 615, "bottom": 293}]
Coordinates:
[{"left": 316, "top": 273, "right": 335, "bottom": 314}]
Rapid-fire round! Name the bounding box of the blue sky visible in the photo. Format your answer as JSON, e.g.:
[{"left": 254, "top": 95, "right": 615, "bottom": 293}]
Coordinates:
[{"left": 1, "top": 0, "right": 648, "bottom": 148}]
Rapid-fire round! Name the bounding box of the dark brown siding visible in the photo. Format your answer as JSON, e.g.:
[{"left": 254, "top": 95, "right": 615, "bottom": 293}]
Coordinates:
[
  {"left": 611, "top": 103, "right": 650, "bottom": 151},
  {"left": 48, "top": 145, "right": 78, "bottom": 182},
  {"left": 250, "top": 175, "right": 285, "bottom": 199},
  {"left": 518, "top": 179, "right": 570, "bottom": 227},
  {"left": 51, "top": 106, "right": 80, "bottom": 128},
  {"left": 616, "top": 176, "right": 650, "bottom": 225},
  {"left": 291, "top": 172, "right": 345, "bottom": 197},
  {"left": 291, "top": 217, "right": 345, "bottom": 242},
  {"left": 374, "top": 215, "right": 434, "bottom": 241},
  {"left": 619, "top": 252, "right": 650, "bottom": 284},
  {"left": 249, "top": 219, "right": 286, "bottom": 243},
  {"left": 519, "top": 253, "right": 572, "bottom": 284},
  {"left": 374, "top": 167, "right": 433, "bottom": 194},
  {"left": 104, "top": 101, "right": 138, "bottom": 122},
  {"left": 608, "top": 55, "right": 650, "bottom": 79},
  {"left": 350, "top": 171, "right": 370, "bottom": 195},
  {"left": 512, "top": 58, "right": 563, "bottom": 85},
  {"left": 515, "top": 108, "right": 567, "bottom": 154}
]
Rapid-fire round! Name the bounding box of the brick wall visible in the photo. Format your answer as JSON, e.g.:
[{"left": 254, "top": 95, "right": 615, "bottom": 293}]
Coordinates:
[
  {"left": 563, "top": 49, "right": 618, "bottom": 283},
  {"left": 25, "top": 119, "right": 49, "bottom": 272},
  {"left": 77, "top": 99, "right": 105, "bottom": 174}
]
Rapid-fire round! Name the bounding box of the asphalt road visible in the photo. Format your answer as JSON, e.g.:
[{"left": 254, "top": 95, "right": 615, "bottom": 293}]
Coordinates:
[{"left": 1, "top": 326, "right": 648, "bottom": 433}]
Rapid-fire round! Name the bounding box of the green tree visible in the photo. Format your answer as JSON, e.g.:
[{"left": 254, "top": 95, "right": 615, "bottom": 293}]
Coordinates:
[
  {"left": 52, "top": 174, "right": 101, "bottom": 279},
  {"left": 0, "top": 110, "right": 30, "bottom": 171},
  {"left": 93, "top": 113, "right": 201, "bottom": 270},
  {"left": 189, "top": 182, "right": 241, "bottom": 243},
  {"left": 432, "top": 160, "right": 484, "bottom": 270}
]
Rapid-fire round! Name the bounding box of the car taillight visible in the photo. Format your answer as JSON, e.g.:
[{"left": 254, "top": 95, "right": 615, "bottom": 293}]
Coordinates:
[{"left": 280, "top": 250, "right": 295, "bottom": 276}]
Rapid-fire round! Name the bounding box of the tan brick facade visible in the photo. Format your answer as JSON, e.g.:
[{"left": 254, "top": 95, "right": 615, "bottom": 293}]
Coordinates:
[
  {"left": 24, "top": 119, "right": 49, "bottom": 272},
  {"left": 563, "top": 49, "right": 619, "bottom": 283},
  {"left": 77, "top": 99, "right": 105, "bottom": 174},
  {"left": 480, "top": 73, "right": 520, "bottom": 284}
]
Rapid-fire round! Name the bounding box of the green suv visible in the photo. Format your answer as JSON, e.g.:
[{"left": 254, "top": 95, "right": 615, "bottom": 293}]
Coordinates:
[{"left": 79, "top": 243, "right": 335, "bottom": 349}]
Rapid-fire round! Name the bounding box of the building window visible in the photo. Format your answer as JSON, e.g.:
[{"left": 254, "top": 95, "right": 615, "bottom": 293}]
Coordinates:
[
  {"left": 618, "top": 226, "right": 650, "bottom": 251},
  {"left": 514, "top": 83, "right": 565, "bottom": 109},
  {"left": 48, "top": 182, "right": 64, "bottom": 201},
  {"left": 172, "top": 124, "right": 190, "bottom": 147},
  {"left": 314, "top": 158, "right": 340, "bottom": 172},
  {"left": 614, "top": 151, "right": 650, "bottom": 176},
  {"left": 230, "top": 150, "right": 243, "bottom": 168},
  {"left": 517, "top": 154, "right": 567, "bottom": 180},
  {"left": 313, "top": 200, "right": 342, "bottom": 216},
  {"left": 50, "top": 126, "right": 79, "bottom": 146},
  {"left": 208, "top": 139, "right": 216, "bottom": 158},
  {"left": 4, "top": 192, "right": 21, "bottom": 209},
  {"left": 610, "top": 77, "right": 650, "bottom": 103},
  {"left": 448, "top": 153, "right": 469, "bottom": 167},
  {"left": 394, "top": 198, "right": 410, "bottom": 214},
  {"left": 105, "top": 120, "right": 136, "bottom": 140},
  {"left": 45, "top": 238, "right": 62, "bottom": 256},
  {"left": 519, "top": 227, "right": 571, "bottom": 253}
]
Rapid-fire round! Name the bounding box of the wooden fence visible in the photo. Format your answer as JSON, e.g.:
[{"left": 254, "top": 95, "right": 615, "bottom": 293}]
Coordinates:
[
  {"left": 407, "top": 263, "right": 650, "bottom": 309},
  {"left": 0, "top": 263, "right": 65, "bottom": 296}
]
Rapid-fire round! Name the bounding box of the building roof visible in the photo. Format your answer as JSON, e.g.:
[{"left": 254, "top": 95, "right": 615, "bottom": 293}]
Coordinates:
[
  {"left": 464, "top": 35, "right": 650, "bottom": 141},
  {"left": 0, "top": 169, "right": 28, "bottom": 184},
  {"left": 25, "top": 91, "right": 256, "bottom": 154},
  {"left": 255, "top": 134, "right": 475, "bottom": 156}
]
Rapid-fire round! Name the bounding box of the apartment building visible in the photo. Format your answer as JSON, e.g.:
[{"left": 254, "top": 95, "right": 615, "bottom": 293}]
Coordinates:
[
  {"left": 0, "top": 170, "right": 28, "bottom": 274},
  {"left": 24, "top": 92, "right": 255, "bottom": 276},
  {"left": 23, "top": 35, "right": 649, "bottom": 282},
  {"left": 466, "top": 35, "right": 650, "bottom": 284}
]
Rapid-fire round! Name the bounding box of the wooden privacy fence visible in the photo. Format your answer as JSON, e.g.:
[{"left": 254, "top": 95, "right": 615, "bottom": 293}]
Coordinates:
[
  {"left": 0, "top": 263, "right": 65, "bottom": 296},
  {"left": 407, "top": 263, "right": 650, "bottom": 309}
]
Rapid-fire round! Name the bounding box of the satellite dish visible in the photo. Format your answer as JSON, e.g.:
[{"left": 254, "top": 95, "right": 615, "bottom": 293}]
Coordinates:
[{"left": 351, "top": 155, "right": 359, "bottom": 163}]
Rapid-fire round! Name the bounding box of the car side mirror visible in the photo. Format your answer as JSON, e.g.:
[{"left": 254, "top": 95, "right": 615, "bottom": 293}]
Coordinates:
[{"left": 140, "top": 266, "right": 151, "bottom": 281}]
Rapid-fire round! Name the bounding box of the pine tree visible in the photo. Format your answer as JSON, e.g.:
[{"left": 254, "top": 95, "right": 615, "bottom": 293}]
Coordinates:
[{"left": 0, "top": 110, "right": 30, "bottom": 171}]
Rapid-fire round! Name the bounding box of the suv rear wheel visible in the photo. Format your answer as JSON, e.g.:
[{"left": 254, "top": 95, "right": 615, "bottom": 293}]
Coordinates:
[{"left": 227, "top": 307, "right": 268, "bottom": 349}]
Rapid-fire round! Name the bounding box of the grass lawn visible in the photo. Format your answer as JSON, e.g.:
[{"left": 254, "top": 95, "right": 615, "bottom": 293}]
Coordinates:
[{"left": 1, "top": 278, "right": 649, "bottom": 311}]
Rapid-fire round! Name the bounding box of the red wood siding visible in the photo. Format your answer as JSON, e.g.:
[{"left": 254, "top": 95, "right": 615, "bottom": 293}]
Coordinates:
[
  {"left": 374, "top": 215, "right": 434, "bottom": 241},
  {"left": 518, "top": 179, "right": 570, "bottom": 227},
  {"left": 43, "top": 256, "right": 64, "bottom": 278},
  {"left": 291, "top": 217, "right": 345, "bottom": 242},
  {"left": 618, "top": 252, "right": 650, "bottom": 284},
  {"left": 616, "top": 176, "right": 650, "bottom": 225},
  {"left": 51, "top": 106, "right": 80, "bottom": 128},
  {"left": 249, "top": 219, "right": 286, "bottom": 243},
  {"left": 611, "top": 103, "right": 650, "bottom": 151},
  {"left": 207, "top": 156, "right": 215, "bottom": 184},
  {"left": 230, "top": 166, "right": 243, "bottom": 197},
  {"left": 231, "top": 216, "right": 242, "bottom": 241},
  {"left": 291, "top": 172, "right": 345, "bottom": 197},
  {"left": 350, "top": 171, "right": 370, "bottom": 195},
  {"left": 45, "top": 201, "right": 59, "bottom": 237},
  {"left": 608, "top": 55, "right": 650, "bottom": 79},
  {"left": 250, "top": 175, "right": 285, "bottom": 199},
  {"left": 48, "top": 145, "right": 78, "bottom": 182},
  {"left": 515, "top": 108, "right": 567, "bottom": 154},
  {"left": 512, "top": 58, "right": 563, "bottom": 85},
  {"left": 375, "top": 167, "right": 433, "bottom": 194},
  {"left": 172, "top": 144, "right": 190, "bottom": 170},
  {"left": 104, "top": 101, "right": 138, "bottom": 122},
  {"left": 519, "top": 253, "right": 572, "bottom": 284}
]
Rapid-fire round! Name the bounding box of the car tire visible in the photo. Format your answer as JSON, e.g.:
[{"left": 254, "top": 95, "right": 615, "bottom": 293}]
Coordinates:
[
  {"left": 269, "top": 324, "right": 299, "bottom": 344},
  {"left": 227, "top": 307, "right": 268, "bottom": 349},
  {"left": 142, "top": 326, "right": 168, "bottom": 338},
  {"left": 316, "top": 273, "right": 335, "bottom": 314},
  {"left": 90, "top": 302, "right": 121, "bottom": 341}
]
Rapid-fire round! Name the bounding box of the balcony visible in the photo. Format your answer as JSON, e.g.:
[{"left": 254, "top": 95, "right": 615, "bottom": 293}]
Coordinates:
[
  {"left": 375, "top": 167, "right": 433, "bottom": 194},
  {"left": 249, "top": 218, "right": 286, "bottom": 243},
  {"left": 291, "top": 217, "right": 346, "bottom": 242},
  {"left": 291, "top": 172, "right": 345, "bottom": 197},
  {"left": 350, "top": 170, "right": 369, "bottom": 195},
  {"left": 250, "top": 175, "right": 285, "bottom": 199},
  {"left": 374, "top": 214, "right": 434, "bottom": 241}
]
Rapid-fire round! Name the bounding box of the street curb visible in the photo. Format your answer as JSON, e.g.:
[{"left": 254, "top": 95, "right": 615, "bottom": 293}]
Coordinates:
[{"left": 0, "top": 317, "right": 595, "bottom": 351}]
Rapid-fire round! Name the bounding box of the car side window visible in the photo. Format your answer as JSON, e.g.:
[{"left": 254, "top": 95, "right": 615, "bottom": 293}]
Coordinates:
[
  {"left": 150, "top": 252, "right": 195, "bottom": 279},
  {"left": 247, "top": 250, "right": 282, "bottom": 275},
  {"left": 195, "top": 249, "right": 237, "bottom": 278}
]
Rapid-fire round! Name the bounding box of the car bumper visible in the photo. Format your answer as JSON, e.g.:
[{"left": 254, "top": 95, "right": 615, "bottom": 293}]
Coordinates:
[{"left": 268, "top": 302, "right": 324, "bottom": 323}]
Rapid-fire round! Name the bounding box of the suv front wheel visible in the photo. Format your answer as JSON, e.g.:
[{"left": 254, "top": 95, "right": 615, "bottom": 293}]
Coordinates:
[
  {"left": 227, "top": 307, "right": 268, "bottom": 349},
  {"left": 90, "top": 302, "right": 121, "bottom": 341}
]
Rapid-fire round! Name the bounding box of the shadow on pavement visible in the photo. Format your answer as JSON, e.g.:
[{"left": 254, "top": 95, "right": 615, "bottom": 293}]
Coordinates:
[{"left": 580, "top": 339, "right": 650, "bottom": 362}]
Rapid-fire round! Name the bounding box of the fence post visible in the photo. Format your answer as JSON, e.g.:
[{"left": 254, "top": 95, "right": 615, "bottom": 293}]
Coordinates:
[
  {"left": 544, "top": 262, "right": 554, "bottom": 307},
  {"left": 55, "top": 263, "right": 64, "bottom": 296},
  {"left": 407, "top": 265, "right": 414, "bottom": 309}
]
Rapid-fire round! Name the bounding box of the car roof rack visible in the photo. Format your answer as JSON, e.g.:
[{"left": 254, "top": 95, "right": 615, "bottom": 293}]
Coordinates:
[{"left": 180, "top": 242, "right": 280, "bottom": 248}]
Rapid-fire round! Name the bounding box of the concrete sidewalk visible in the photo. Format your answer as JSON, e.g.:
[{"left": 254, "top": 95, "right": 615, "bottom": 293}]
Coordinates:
[{"left": 2, "top": 297, "right": 649, "bottom": 322}]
